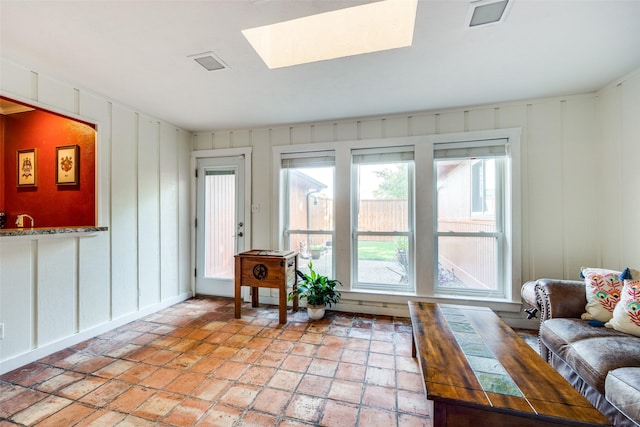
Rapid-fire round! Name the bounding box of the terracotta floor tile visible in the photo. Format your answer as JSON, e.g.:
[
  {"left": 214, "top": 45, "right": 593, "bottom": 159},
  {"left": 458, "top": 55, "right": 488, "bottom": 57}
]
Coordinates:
[
  {"left": 210, "top": 345, "right": 239, "bottom": 359},
  {"left": 214, "top": 360, "right": 249, "bottom": 380},
  {"left": 327, "top": 379, "right": 363, "bottom": 404},
  {"left": 35, "top": 371, "right": 85, "bottom": 393},
  {"left": 144, "top": 349, "right": 180, "bottom": 366},
  {"left": 397, "top": 371, "right": 425, "bottom": 392},
  {"left": 314, "top": 344, "right": 342, "bottom": 361},
  {"left": 232, "top": 347, "right": 262, "bottom": 363},
  {"left": 307, "top": 358, "right": 338, "bottom": 377},
  {"left": 268, "top": 370, "right": 303, "bottom": 391},
  {"left": 284, "top": 394, "right": 324, "bottom": 424},
  {"left": 296, "top": 374, "right": 331, "bottom": 398},
  {"left": 58, "top": 376, "right": 107, "bottom": 400},
  {"left": 398, "top": 412, "right": 433, "bottom": 427},
  {"left": 132, "top": 391, "right": 182, "bottom": 421},
  {"left": 358, "top": 406, "right": 398, "bottom": 427},
  {"left": 368, "top": 352, "right": 396, "bottom": 369},
  {"left": 72, "top": 408, "right": 126, "bottom": 426},
  {"left": 252, "top": 387, "right": 293, "bottom": 415},
  {"left": 0, "top": 387, "right": 47, "bottom": 418},
  {"left": 219, "top": 383, "right": 261, "bottom": 408},
  {"left": 282, "top": 354, "right": 312, "bottom": 373},
  {"left": 255, "top": 351, "right": 287, "bottom": 368},
  {"left": 0, "top": 297, "right": 433, "bottom": 427},
  {"left": 116, "top": 414, "right": 156, "bottom": 426},
  {"left": 238, "top": 365, "right": 276, "bottom": 386},
  {"left": 362, "top": 384, "right": 397, "bottom": 411},
  {"left": 162, "top": 397, "right": 211, "bottom": 426},
  {"left": 204, "top": 331, "right": 233, "bottom": 344},
  {"left": 397, "top": 389, "right": 431, "bottom": 416},
  {"left": 239, "top": 410, "right": 279, "bottom": 426},
  {"left": 116, "top": 363, "right": 158, "bottom": 384},
  {"left": 366, "top": 366, "right": 397, "bottom": 388},
  {"left": 106, "top": 385, "right": 155, "bottom": 413},
  {"left": 370, "top": 339, "right": 395, "bottom": 354},
  {"left": 319, "top": 400, "right": 360, "bottom": 427},
  {"left": 164, "top": 353, "right": 202, "bottom": 370},
  {"left": 191, "top": 377, "right": 233, "bottom": 401},
  {"left": 11, "top": 395, "right": 72, "bottom": 426},
  {"left": 73, "top": 356, "right": 115, "bottom": 374},
  {"left": 335, "top": 362, "right": 367, "bottom": 382},
  {"left": 267, "top": 340, "right": 294, "bottom": 354},
  {"left": 79, "top": 379, "right": 130, "bottom": 407},
  {"left": 189, "top": 355, "right": 224, "bottom": 373},
  {"left": 341, "top": 349, "right": 368, "bottom": 364},
  {"left": 163, "top": 371, "right": 207, "bottom": 395},
  {"left": 198, "top": 403, "right": 242, "bottom": 426},
  {"left": 35, "top": 402, "right": 95, "bottom": 426},
  {"left": 291, "top": 342, "right": 317, "bottom": 357},
  {"left": 93, "top": 359, "right": 137, "bottom": 379}
]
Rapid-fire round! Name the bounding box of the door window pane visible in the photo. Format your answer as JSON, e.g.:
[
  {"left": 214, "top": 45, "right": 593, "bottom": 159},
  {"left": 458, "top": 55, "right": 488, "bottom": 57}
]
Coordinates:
[{"left": 204, "top": 170, "right": 235, "bottom": 279}]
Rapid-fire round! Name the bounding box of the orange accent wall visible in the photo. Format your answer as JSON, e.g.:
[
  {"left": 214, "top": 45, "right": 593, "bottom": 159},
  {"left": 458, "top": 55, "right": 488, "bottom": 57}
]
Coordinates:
[{"left": 2, "top": 109, "right": 96, "bottom": 228}]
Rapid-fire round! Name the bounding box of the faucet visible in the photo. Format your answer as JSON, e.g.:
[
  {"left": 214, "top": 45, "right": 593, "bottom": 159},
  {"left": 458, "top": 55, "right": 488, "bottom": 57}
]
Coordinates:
[{"left": 16, "top": 214, "right": 35, "bottom": 229}]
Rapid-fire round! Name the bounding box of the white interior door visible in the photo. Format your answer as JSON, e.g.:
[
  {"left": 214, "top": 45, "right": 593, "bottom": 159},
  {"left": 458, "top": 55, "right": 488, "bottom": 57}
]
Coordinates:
[{"left": 196, "top": 156, "right": 246, "bottom": 296}]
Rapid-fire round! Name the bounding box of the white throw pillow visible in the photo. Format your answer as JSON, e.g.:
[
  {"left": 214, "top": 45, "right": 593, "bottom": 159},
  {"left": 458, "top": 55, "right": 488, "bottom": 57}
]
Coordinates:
[
  {"left": 605, "top": 280, "right": 640, "bottom": 337},
  {"left": 580, "top": 268, "right": 623, "bottom": 322}
]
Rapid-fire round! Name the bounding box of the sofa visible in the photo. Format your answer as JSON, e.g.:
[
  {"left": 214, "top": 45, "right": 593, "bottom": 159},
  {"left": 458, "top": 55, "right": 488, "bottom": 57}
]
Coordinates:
[{"left": 522, "top": 278, "right": 640, "bottom": 427}]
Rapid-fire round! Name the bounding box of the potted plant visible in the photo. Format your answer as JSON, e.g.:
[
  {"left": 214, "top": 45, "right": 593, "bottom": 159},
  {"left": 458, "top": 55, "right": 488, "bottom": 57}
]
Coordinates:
[
  {"left": 310, "top": 244, "right": 324, "bottom": 259},
  {"left": 288, "top": 261, "right": 341, "bottom": 320}
]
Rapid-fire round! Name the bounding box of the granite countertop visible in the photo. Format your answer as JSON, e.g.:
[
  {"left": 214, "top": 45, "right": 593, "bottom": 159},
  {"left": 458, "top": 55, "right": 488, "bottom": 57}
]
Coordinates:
[{"left": 0, "top": 226, "right": 108, "bottom": 238}]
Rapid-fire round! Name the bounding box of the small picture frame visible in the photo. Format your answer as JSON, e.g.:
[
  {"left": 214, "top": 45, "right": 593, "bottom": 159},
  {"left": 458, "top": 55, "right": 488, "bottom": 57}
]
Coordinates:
[
  {"left": 56, "top": 145, "right": 79, "bottom": 185},
  {"left": 17, "top": 148, "right": 37, "bottom": 187}
]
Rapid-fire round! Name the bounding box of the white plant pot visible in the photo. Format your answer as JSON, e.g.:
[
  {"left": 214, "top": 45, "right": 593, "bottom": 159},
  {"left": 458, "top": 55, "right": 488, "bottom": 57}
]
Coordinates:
[{"left": 307, "top": 304, "right": 326, "bottom": 320}]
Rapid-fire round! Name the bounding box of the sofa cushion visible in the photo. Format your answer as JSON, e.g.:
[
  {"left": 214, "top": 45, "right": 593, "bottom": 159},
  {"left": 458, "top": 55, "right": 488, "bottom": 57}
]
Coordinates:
[
  {"left": 540, "top": 318, "right": 640, "bottom": 393},
  {"left": 606, "top": 280, "right": 640, "bottom": 337},
  {"left": 581, "top": 270, "right": 623, "bottom": 322},
  {"left": 605, "top": 368, "right": 640, "bottom": 425}
]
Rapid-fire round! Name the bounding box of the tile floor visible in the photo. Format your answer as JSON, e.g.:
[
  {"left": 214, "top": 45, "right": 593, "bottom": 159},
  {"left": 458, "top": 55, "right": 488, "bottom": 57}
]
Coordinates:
[{"left": 0, "top": 297, "right": 433, "bottom": 426}]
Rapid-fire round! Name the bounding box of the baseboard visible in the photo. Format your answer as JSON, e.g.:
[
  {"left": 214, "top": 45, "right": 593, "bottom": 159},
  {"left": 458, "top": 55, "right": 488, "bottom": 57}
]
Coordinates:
[{"left": 0, "top": 292, "right": 192, "bottom": 375}]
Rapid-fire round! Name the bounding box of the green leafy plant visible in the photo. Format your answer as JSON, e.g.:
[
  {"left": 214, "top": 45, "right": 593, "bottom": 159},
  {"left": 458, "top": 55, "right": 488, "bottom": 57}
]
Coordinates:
[{"left": 288, "top": 261, "right": 342, "bottom": 307}]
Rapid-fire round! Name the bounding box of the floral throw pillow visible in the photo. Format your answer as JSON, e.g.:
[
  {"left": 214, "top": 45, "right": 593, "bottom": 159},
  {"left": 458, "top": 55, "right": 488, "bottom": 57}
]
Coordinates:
[
  {"left": 580, "top": 269, "right": 623, "bottom": 322},
  {"left": 605, "top": 280, "right": 640, "bottom": 337}
]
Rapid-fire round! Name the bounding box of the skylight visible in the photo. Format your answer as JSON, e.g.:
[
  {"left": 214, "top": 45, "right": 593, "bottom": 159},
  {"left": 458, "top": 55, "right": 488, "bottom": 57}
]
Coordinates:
[{"left": 242, "top": 0, "right": 418, "bottom": 69}]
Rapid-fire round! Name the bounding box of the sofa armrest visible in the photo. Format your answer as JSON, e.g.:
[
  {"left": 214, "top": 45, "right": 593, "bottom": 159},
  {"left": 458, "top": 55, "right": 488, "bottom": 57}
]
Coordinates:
[{"left": 535, "top": 278, "right": 586, "bottom": 322}]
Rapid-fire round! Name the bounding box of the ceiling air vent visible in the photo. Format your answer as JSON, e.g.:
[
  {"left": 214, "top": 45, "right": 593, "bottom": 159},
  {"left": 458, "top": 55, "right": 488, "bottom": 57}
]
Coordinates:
[
  {"left": 189, "top": 52, "right": 228, "bottom": 71},
  {"left": 466, "top": 0, "right": 511, "bottom": 28}
]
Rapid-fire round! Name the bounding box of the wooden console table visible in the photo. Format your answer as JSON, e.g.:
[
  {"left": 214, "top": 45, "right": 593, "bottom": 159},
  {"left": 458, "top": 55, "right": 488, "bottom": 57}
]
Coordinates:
[
  {"left": 234, "top": 250, "right": 298, "bottom": 324},
  {"left": 408, "top": 302, "right": 610, "bottom": 427}
]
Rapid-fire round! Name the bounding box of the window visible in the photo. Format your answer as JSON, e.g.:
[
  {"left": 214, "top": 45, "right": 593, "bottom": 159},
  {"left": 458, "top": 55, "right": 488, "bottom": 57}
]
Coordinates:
[
  {"left": 434, "top": 139, "right": 507, "bottom": 296},
  {"left": 352, "top": 147, "right": 414, "bottom": 292},
  {"left": 281, "top": 151, "right": 335, "bottom": 278}
]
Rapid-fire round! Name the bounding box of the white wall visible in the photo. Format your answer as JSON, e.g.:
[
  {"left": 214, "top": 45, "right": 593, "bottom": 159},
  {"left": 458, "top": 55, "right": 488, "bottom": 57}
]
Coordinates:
[
  {"left": 598, "top": 68, "right": 640, "bottom": 271},
  {"left": 193, "top": 68, "right": 640, "bottom": 321},
  {"left": 0, "top": 59, "right": 192, "bottom": 374}
]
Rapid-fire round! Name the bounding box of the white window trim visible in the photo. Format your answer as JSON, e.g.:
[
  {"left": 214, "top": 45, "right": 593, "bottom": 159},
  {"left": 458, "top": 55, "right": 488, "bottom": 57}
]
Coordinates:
[{"left": 272, "top": 128, "right": 522, "bottom": 305}]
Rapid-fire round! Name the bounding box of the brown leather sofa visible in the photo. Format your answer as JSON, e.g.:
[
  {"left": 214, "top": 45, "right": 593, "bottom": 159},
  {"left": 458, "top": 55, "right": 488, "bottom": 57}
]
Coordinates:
[{"left": 522, "top": 279, "right": 640, "bottom": 427}]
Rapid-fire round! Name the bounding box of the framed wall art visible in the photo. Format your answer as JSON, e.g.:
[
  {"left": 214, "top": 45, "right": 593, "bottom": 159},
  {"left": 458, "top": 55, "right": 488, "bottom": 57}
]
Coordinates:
[
  {"left": 56, "top": 145, "right": 79, "bottom": 185},
  {"left": 17, "top": 148, "right": 37, "bottom": 187}
]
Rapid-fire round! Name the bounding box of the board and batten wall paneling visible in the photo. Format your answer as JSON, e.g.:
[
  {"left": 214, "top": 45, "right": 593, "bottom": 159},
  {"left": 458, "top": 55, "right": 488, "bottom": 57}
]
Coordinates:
[
  {"left": 194, "top": 92, "right": 614, "bottom": 291},
  {"left": 599, "top": 69, "right": 640, "bottom": 271},
  {"left": 110, "top": 105, "right": 140, "bottom": 318},
  {"left": 160, "top": 123, "right": 180, "bottom": 300},
  {"left": 138, "top": 116, "right": 161, "bottom": 309},
  {"left": 0, "top": 57, "right": 193, "bottom": 374},
  {"left": 37, "top": 238, "right": 77, "bottom": 345},
  {"left": 0, "top": 240, "right": 35, "bottom": 360}
]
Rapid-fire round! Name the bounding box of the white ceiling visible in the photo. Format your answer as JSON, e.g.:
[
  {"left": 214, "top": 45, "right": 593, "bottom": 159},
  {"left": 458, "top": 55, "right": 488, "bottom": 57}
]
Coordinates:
[{"left": 1, "top": 0, "right": 640, "bottom": 132}]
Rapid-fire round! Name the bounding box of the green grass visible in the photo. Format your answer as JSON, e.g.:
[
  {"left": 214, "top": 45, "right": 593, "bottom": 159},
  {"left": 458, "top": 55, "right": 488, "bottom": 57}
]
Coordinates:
[{"left": 358, "top": 241, "right": 398, "bottom": 261}]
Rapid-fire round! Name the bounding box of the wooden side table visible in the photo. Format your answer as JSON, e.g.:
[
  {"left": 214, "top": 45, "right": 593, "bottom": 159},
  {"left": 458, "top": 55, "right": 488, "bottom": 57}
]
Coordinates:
[{"left": 234, "top": 250, "right": 298, "bottom": 324}]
